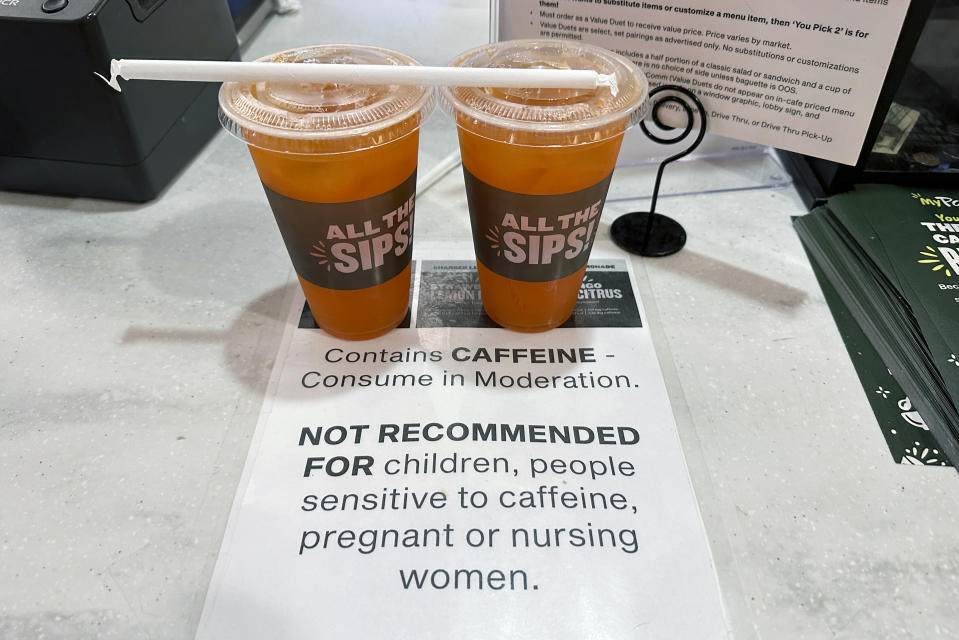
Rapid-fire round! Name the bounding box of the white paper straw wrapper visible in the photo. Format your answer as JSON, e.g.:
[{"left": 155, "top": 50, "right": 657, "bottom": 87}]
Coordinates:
[{"left": 96, "top": 59, "right": 619, "bottom": 95}]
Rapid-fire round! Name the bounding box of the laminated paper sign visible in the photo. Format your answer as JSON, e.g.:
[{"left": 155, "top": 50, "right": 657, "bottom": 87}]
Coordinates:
[
  {"left": 499, "top": 0, "right": 912, "bottom": 165},
  {"left": 196, "top": 252, "right": 728, "bottom": 639}
]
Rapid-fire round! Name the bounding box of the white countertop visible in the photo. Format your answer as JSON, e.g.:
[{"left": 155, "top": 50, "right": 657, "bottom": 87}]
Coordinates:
[{"left": 2, "top": 2, "right": 958, "bottom": 638}]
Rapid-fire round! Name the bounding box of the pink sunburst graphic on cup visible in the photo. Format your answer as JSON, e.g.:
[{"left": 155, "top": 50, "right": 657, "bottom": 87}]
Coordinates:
[
  {"left": 485, "top": 225, "right": 502, "bottom": 256},
  {"left": 309, "top": 240, "right": 331, "bottom": 271}
]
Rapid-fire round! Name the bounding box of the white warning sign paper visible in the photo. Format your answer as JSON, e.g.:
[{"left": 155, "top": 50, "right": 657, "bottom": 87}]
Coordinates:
[
  {"left": 498, "top": 0, "right": 911, "bottom": 165},
  {"left": 196, "top": 254, "right": 728, "bottom": 639}
]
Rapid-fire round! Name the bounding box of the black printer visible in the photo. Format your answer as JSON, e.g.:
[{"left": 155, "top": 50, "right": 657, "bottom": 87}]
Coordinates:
[{"left": 0, "top": 0, "right": 239, "bottom": 201}]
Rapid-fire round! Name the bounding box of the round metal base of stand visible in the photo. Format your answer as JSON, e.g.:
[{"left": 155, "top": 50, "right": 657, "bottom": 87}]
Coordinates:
[{"left": 610, "top": 212, "right": 687, "bottom": 257}]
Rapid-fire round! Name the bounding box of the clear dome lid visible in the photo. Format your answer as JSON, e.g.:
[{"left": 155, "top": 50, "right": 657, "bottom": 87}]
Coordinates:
[
  {"left": 440, "top": 39, "right": 649, "bottom": 145},
  {"left": 218, "top": 44, "right": 434, "bottom": 153}
]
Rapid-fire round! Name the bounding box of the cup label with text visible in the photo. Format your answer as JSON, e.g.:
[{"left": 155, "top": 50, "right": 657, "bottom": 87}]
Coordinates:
[
  {"left": 463, "top": 167, "right": 612, "bottom": 282},
  {"left": 262, "top": 171, "right": 416, "bottom": 290}
]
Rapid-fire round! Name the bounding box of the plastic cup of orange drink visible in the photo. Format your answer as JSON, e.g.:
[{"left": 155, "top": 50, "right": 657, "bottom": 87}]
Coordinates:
[
  {"left": 218, "top": 45, "right": 433, "bottom": 340},
  {"left": 440, "top": 40, "right": 648, "bottom": 332}
]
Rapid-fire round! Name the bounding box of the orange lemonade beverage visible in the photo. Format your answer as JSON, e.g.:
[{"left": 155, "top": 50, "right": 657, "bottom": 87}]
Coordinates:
[
  {"left": 441, "top": 40, "right": 647, "bottom": 331},
  {"left": 218, "top": 45, "right": 433, "bottom": 340}
]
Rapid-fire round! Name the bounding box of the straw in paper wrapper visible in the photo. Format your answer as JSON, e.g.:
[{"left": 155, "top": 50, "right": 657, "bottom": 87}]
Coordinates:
[{"left": 95, "top": 59, "right": 620, "bottom": 95}]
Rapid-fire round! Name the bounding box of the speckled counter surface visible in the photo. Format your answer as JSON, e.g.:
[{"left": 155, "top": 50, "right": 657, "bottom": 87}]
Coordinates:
[{"left": 2, "top": 2, "right": 958, "bottom": 639}]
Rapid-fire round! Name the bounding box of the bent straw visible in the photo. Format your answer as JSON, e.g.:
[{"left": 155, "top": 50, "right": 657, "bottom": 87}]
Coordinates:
[{"left": 95, "top": 59, "right": 619, "bottom": 95}]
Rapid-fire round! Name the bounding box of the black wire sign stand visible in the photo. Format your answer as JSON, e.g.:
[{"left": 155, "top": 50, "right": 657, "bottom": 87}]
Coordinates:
[{"left": 610, "top": 85, "right": 707, "bottom": 257}]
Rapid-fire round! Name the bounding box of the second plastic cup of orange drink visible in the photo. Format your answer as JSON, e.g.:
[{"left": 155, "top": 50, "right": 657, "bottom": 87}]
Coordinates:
[
  {"left": 218, "top": 45, "right": 433, "bottom": 340},
  {"left": 441, "top": 40, "right": 648, "bottom": 332}
]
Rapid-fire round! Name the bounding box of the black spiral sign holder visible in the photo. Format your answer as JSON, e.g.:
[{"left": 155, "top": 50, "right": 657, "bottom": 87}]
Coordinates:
[{"left": 610, "top": 85, "right": 707, "bottom": 257}]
